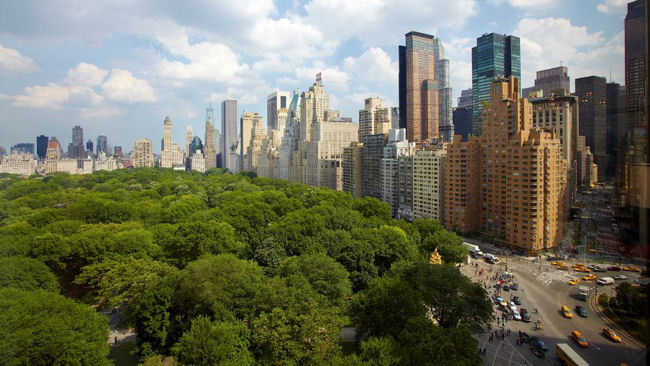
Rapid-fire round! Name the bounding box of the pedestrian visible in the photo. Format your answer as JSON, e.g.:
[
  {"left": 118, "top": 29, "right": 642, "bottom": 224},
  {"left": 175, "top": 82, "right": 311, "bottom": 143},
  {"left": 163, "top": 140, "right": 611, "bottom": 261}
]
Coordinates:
[{"left": 114, "top": 336, "right": 118, "bottom": 344}]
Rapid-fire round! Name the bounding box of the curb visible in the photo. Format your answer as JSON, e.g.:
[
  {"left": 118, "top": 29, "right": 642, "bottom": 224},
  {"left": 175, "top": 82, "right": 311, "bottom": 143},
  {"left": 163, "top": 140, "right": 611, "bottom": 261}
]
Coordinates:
[{"left": 589, "top": 294, "right": 646, "bottom": 350}]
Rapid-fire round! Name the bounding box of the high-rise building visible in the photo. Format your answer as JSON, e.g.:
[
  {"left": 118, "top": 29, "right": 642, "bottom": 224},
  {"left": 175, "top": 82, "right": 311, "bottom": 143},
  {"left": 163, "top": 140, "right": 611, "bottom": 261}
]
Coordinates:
[
  {"left": 204, "top": 104, "right": 217, "bottom": 169},
  {"left": 399, "top": 31, "right": 439, "bottom": 143},
  {"left": 11, "top": 143, "right": 35, "bottom": 155},
  {"left": 113, "top": 146, "right": 123, "bottom": 158},
  {"left": 522, "top": 66, "right": 570, "bottom": 98},
  {"left": 185, "top": 126, "right": 193, "bottom": 158},
  {"left": 132, "top": 138, "right": 154, "bottom": 168},
  {"left": 279, "top": 90, "right": 302, "bottom": 180},
  {"left": 221, "top": 99, "right": 238, "bottom": 171},
  {"left": 471, "top": 33, "right": 521, "bottom": 136},
  {"left": 160, "top": 116, "right": 184, "bottom": 168},
  {"left": 433, "top": 37, "right": 453, "bottom": 141},
  {"left": 0, "top": 151, "right": 37, "bottom": 176},
  {"left": 576, "top": 76, "right": 608, "bottom": 181},
  {"left": 246, "top": 115, "right": 267, "bottom": 172},
  {"left": 358, "top": 97, "right": 391, "bottom": 140},
  {"left": 411, "top": 148, "right": 446, "bottom": 221},
  {"left": 45, "top": 137, "right": 61, "bottom": 160},
  {"left": 67, "top": 125, "right": 86, "bottom": 159},
  {"left": 382, "top": 129, "right": 416, "bottom": 217},
  {"left": 86, "top": 140, "right": 94, "bottom": 156},
  {"left": 189, "top": 136, "right": 203, "bottom": 156},
  {"left": 257, "top": 129, "right": 282, "bottom": 179},
  {"left": 445, "top": 77, "right": 567, "bottom": 253},
  {"left": 189, "top": 150, "right": 206, "bottom": 173},
  {"left": 362, "top": 134, "right": 387, "bottom": 199},
  {"left": 96, "top": 135, "right": 108, "bottom": 156},
  {"left": 240, "top": 112, "right": 264, "bottom": 171},
  {"left": 342, "top": 142, "right": 364, "bottom": 198},
  {"left": 606, "top": 82, "right": 626, "bottom": 179},
  {"left": 457, "top": 88, "right": 473, "bottom": 108},
  {"left": 36, "top": 135, "right": 48, "bottom": 160},
  {"left": 300, "top": 81, "right": 329, "bottom": 141},
  {"left": 267, "top": 91, "right": 291, "bottom": 134},
  {"left": 452, "top": 107, "right": 473, "bottom": 142}
]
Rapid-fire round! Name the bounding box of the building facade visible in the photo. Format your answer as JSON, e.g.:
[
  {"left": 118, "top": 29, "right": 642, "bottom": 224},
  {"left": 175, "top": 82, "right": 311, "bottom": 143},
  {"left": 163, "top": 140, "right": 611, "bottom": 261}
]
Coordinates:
[
  {"left": 132, "top": 138, "right": 154, "bottom": 168},
  {"left": 36, "top": 135, "right": 48, "bottom": 160},
  {"left": 522, "top": 66, "right": 570, "bottom": 98},
  {"left": 221, "top": 99, "right": 238, "bottom": 171},
  {"left": 267, "top": 91, "right": 291, "bottom": 134},
  {"left": 342, "top": 142, "right": 364, "bottom": 198},
  {"left": 576, "top": 76, "right": 608, "bottom": 181}
]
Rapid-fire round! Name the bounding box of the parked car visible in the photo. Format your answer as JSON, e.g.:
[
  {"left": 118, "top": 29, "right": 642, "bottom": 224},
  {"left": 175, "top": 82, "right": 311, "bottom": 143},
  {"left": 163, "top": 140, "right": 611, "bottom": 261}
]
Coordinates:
[
  {"left": 512, "top": 310, "right": 521, "bottom": 321},
  {"left": 510, "top": 283, "right": 518, "bottom": 290},
  {"left": 575, "top": 305, "right": 587, "bottom": 317},
  {"left": 520, "top": 308, "right": 531, "bottom": 322},
  {"left": 571, "top": 330, "right": 588, "bottom": 348},
  {"left": 513, "top": 296, "right": 522, "bottom": 305},
  {"left": 602, "top": 327, "right": 622, "bottom": 343},
  {"left": 503, "top": 284, "right": 510, "bottom": 291}
]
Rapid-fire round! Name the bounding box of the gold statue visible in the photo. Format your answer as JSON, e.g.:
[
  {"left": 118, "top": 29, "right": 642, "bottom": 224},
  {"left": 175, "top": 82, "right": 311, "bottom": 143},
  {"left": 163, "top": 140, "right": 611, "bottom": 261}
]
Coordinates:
[{"left": 429, "top": 247, "right": 442, "bottom": 264}]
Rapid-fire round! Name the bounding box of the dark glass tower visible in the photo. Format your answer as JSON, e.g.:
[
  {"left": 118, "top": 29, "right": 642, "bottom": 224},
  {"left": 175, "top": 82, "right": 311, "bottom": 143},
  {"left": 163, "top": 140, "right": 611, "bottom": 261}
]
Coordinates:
[
  {"left": 36, "top": 135, "right": 48, "bottom": 160},
  {"left": 576, "top": 76, "right": 608, "bottom": 181},
  {"left": 471, "top": 33, "right": 521, "bottom": 136}
]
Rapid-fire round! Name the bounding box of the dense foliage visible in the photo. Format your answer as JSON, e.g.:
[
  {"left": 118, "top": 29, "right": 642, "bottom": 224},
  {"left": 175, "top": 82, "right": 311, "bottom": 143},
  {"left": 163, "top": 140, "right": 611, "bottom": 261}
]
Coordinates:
[{"left": 0, "top": 169, "right": 489, "bottom": 365}]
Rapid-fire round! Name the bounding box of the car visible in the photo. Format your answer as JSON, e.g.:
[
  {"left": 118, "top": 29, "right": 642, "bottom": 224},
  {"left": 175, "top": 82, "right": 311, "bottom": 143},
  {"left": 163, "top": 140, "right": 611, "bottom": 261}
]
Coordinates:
[
  {"left": 531, "top": 338, "right": 548, "bottom": 351},
  {"left": 575, "top": 305, "right": 587, "bottom": 317},
  {"left": 513, "top": 296, "right": 522, "bottom": 305},
  {"left": 511, "top": 283, "right": 518, "bottom": 290},
  {"left": 571, "top": 330, "right": 588, "bottom": 348},
  {"left": 503, "top": 284, "right": 510, "bottom": 291},
  {"left": 593, "top": 265, "right": 607, "bottom": 272},
  {"left": 512, "top": 311, "right": 521, "bottom": 321},
  {"left": 573, "top": 263, "right": 585, "bottom": 268},
  {"left": 608, "top": 266, "right": 622, "bottom": 271},
  {"left": 575, "top": 267, "right": 591, "bottom": 273},
  {"left": 568, "top": 279, "right": 580, "bottom": 286},
  {"left": 613, "top": 274, "right": 628, "bottom": 280},
  {"left": 602, "top": 327, "right": 622, "bottom": 343},
  {"left": 562, "top": 305, "right": 573, "bottom": 319},
  {"left": 556, "top": 264, "right": 569, "bottom": 270},
  {"left": 552, "top": 261, "right": 560, "bottom": 265},
  {"left": 582, "top": 274, "right": 596, "bottom": 281},
  {"left": 520, "top": 308, "right": 531, "bottom": 322},
  {"left": 623, "top": 266, "right": 641, "bottom": 272}
]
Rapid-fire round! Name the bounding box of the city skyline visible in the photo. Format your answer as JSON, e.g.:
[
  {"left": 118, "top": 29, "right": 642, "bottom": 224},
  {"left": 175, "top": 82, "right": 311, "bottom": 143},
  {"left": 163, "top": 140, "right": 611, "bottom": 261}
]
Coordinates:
[{"left": 0, "top": 0, "right": 629, "bottom": 150}]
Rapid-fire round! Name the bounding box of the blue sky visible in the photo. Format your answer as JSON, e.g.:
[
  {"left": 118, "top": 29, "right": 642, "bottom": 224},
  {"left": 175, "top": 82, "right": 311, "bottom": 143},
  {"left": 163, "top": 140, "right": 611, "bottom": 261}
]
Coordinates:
[{"left": 0, "top": 0, "right": 631, "bottom": 153}]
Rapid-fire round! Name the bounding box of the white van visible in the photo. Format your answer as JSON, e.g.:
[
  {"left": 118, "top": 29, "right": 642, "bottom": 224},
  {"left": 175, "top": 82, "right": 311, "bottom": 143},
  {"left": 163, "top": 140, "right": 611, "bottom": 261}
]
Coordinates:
[{"left": 597, "top": 277, "right": 614, "bottom": 285}]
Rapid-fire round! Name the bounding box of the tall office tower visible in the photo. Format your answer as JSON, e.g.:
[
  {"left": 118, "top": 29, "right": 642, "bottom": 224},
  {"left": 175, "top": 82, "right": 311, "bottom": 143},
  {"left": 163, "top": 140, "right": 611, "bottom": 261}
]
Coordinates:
[
  {"left": 11, "top": 143, "right": 35, "bottom": 155},
  {"left": 36, "top": 135, "right": 48, "bottom": 160},
  {"left": 45, "top": 137, "right": 62, "bottom": 160},
  {"left": 576, "top": 76, "right": 608, "bottom": 181},
  {"left": 204, "top": 104, "right": 217, "bottom": 169},
  {"left": 382, "top": 129, "right": 416, "bottom": 217},
  {"left": 189, "top": 136, "right": 203, "bottom": 156},
  {"left": 398, "top": 31, "right": 439, "bottom": 143},
  {"left": 433, "top": 37, "right": 453, "bottom": 141},
  {"left": 362, "top": 134, "right": 387, "bottom": 199},
  {"left": 221, "top": 99, "right": 238, "bottom": 171},
  {"left": 358, "top": 97, "right": 391, "bottom": 140},
  {"left": 67, "top": 125, "right": 86, "bottom": 158},
  {"left": 267, "top": 91, "right": 291, "bottom": 134},
  {"left": 522, "top": 66, "right": 570, "bottom": 98},
  {"left": 457, "top": 88, "right": 473, "bottom": 108},
  {"left": 412, "top": 148, "right": 446, "bottom": 220},
  {"left": 623, "top": 0, "right": 648, "bottom": 212},
  {"left": 246, "top": 116, "right": 267, "bottom": 172},
  {"left": 86, "top": 140, "right": 94, "bottom": 156},
  {"left": 160, "top": 116, "right": 184, "bottom": 168},
  {"left": 185, "top": 125, "right": 193, "bottom": 158},
  {"left": 113, "top": 146, "right": 123, "bottom": 158},
  {"left": 132, "top": 138, "right": 154, "bottom": 168},
  {"left": 445, "top": 77, "right": 567, "bottom": 253},
  {"left": 342, "top": 142, "right": 364, "bottom": 198},
  {"left": 96, "top": 135, "right": 107, "bottom": 156},
  {"left": 306, "top": 117, "right": 358, "bottom": 189},
  {"left": 452, "top": 107, "right": 473, "bottom": 142},
  {"left": 606, "top": 82, "right": 626, "bottom": 179},
  {"left": 300, "top": 81, "right": 329, "bottom": 141},
  {"left": 471, "top": 33, "right": 521, "bottom": 136},
  {"left": 240, "top": 112, "right": 264, "bottom": 171},
  {"left": 279, "top": 90, "right": 302, "bottom": 180},
  {"left": 391, "top": 107, "right": 399, "bottom": 130}
]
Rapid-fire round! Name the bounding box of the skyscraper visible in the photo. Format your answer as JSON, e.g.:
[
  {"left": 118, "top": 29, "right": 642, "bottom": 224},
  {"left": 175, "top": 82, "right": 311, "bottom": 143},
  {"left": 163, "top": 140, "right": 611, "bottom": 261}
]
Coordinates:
[
  {"left": 204, "top": 104, "right": 217, "bottom": 169},
  {"left": 457, "top": 88, "right": 473, "bottom": 108},
  {"left": 96, "top": 135, "right": 108, "bottom": 156},
  {"left": 433, "top": 37, "right": 453, "bottom": 141},
  {"left": 132, "top": 138, "right": 154, "bottom": 168},
  {"left": 606, "top": 82, "right": 626, "bottom": 179},
  {"left": 68, "top": 125, "right": 86, "bottom": 158},
  {"left": 86, "top": 140, "right": 94, "bottom": 156},
  {"left": 185, "top": 126, "right": 193, "bottom": 158},
  {"left": 471, "top": 33, "right": 521, "bottom": 135},
  {"left": 221, "top": 99, "right": 238, "bottom": 171},
  {"left": 522, "top": 66, "right": 570, "bottom": 98},
  {"left": 358, "top": 97, "right": 391, "bottom": 140},
  {"left": 399, "top": 31, "right": 439, "bottom": 143},
  {"left": 160, "top": 116, "right": 183, "bottom": 168},
  {"left": 240, "top": 112, "right": 264, "bottom": 171},
  {"left": 36, "top": 135, "right": 48, "bottom": 160},
  {"left": 576, "top": 76, "right": 608, "bottom": 181},
  {"left": 267, "top": 91, "right": 291, "bottom": 134}
]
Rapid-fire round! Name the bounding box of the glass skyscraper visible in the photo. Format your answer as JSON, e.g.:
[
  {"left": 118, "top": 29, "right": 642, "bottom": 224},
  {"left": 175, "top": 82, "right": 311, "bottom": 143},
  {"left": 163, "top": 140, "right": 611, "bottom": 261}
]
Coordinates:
[{"left": 471, "top": 33, "right": 521, "bottom": 136}]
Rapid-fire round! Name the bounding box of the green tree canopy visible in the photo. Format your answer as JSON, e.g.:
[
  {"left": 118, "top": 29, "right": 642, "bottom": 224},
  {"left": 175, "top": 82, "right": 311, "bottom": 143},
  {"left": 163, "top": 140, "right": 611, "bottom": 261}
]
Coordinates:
[{"left": 0, "top": 256, "right": 59, "bottom": 292}]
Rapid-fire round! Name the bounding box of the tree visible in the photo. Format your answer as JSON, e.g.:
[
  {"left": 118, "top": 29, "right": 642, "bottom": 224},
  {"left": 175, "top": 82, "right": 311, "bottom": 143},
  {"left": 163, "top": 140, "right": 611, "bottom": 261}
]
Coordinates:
[
  {"left": 412, "top": 219, "right": 443, "bottom": 244},
  {"left": 396, "top": 263, "right": 492, "bottom": 330},
  {"left": 350, "top": 276, "right": 425, "bottom": 338},
  {"left": 359, "top": 336, "right": 402, "bottom": 366},
  {"left": 173, "top": 316, "right": 253, "bottom": 366},
  {"left": 0, "top": 288, "right": 110, "bottom": 365},
  {"left": 422, "top": 230, "right": 467, "bottom": 264},
  {"left": 0, "top": 256, "right": 59, "bottom": 292},
  {"left": 134, "top": 277, "right": 177, "bottom": 358}
]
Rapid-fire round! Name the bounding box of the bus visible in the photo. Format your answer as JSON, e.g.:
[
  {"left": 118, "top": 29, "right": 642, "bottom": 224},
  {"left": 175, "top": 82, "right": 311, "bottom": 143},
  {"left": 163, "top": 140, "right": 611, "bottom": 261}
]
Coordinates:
[{"left": 556, "top": 343, "right": 588, "bottom": 366}]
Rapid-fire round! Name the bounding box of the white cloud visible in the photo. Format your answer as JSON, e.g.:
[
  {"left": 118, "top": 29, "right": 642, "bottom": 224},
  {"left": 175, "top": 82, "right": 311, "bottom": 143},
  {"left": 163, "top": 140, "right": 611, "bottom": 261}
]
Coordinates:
[
  {"left": 0, "top": 44, "right": 39, "bottom": 73},
  {"left": 65, "top": 62, "right": 108, "bottom": 86},
  {"left": 101, "top": 69, "right": 156, "bottom": 103},
  {"left": 343, "top": 47, "right": 398, "bottom": 87},
  {"left": 507, "top": 0, "right": 560, "bottom": 8},
  {"left": 12, "top": 83, "right": 69, "bottom": 108},
  {"left": 295, "top": 64, "right": 349, "bottom": 92},
  {"left": 596, "top": 0, "right": 629, "bottom": 14}
]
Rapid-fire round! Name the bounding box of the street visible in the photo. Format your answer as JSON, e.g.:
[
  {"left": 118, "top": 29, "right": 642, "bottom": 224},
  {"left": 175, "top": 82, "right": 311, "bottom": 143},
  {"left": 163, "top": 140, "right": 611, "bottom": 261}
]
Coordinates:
[{"left": 463, "top": 255, "right": 647, "bottom": 366}]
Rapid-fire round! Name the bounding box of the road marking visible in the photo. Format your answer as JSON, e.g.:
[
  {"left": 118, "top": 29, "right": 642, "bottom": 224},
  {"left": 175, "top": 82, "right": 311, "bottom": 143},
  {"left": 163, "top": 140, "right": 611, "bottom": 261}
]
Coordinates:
[{"left": 491, "top": 341, "right": 505, "bottom": 366}]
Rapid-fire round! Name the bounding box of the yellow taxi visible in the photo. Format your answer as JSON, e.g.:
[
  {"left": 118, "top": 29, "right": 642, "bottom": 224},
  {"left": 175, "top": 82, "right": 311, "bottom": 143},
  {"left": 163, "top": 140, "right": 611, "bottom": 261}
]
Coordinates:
[
  {"left": 603, "top": 327, "right": 622, "bottom": 343},
  {"left": 562, "top": 305, "right": 574, "bottom": 319},
  {"left": 572, "top": 330, "right": 588, "bottom": 348},
  {"left": 623, "top": 266, "right": 641, "bottom": 273},
  {"left": 568, "top": 278, "right": 580, "bottom": 286},
  {"left": 573, "top": 263, "right": 585, "bottom": 268},
  {"left": 575, "top": 267, "right": 591, "bottom": 273},
  {"left": 556, "top": 264, "right": 569, "bottom": 270},
  {"left": 552, "top": 261, "right": 560, "bottom": 266},
  {"left": 582, "top": 274, "right": 597, "bottom": 281}
]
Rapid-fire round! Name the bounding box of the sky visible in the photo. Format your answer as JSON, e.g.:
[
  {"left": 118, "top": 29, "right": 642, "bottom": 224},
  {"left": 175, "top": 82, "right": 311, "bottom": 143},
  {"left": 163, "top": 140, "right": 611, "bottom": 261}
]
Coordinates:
[{"left": 0, "top": 0, "right": 632, "bottom": 153}]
